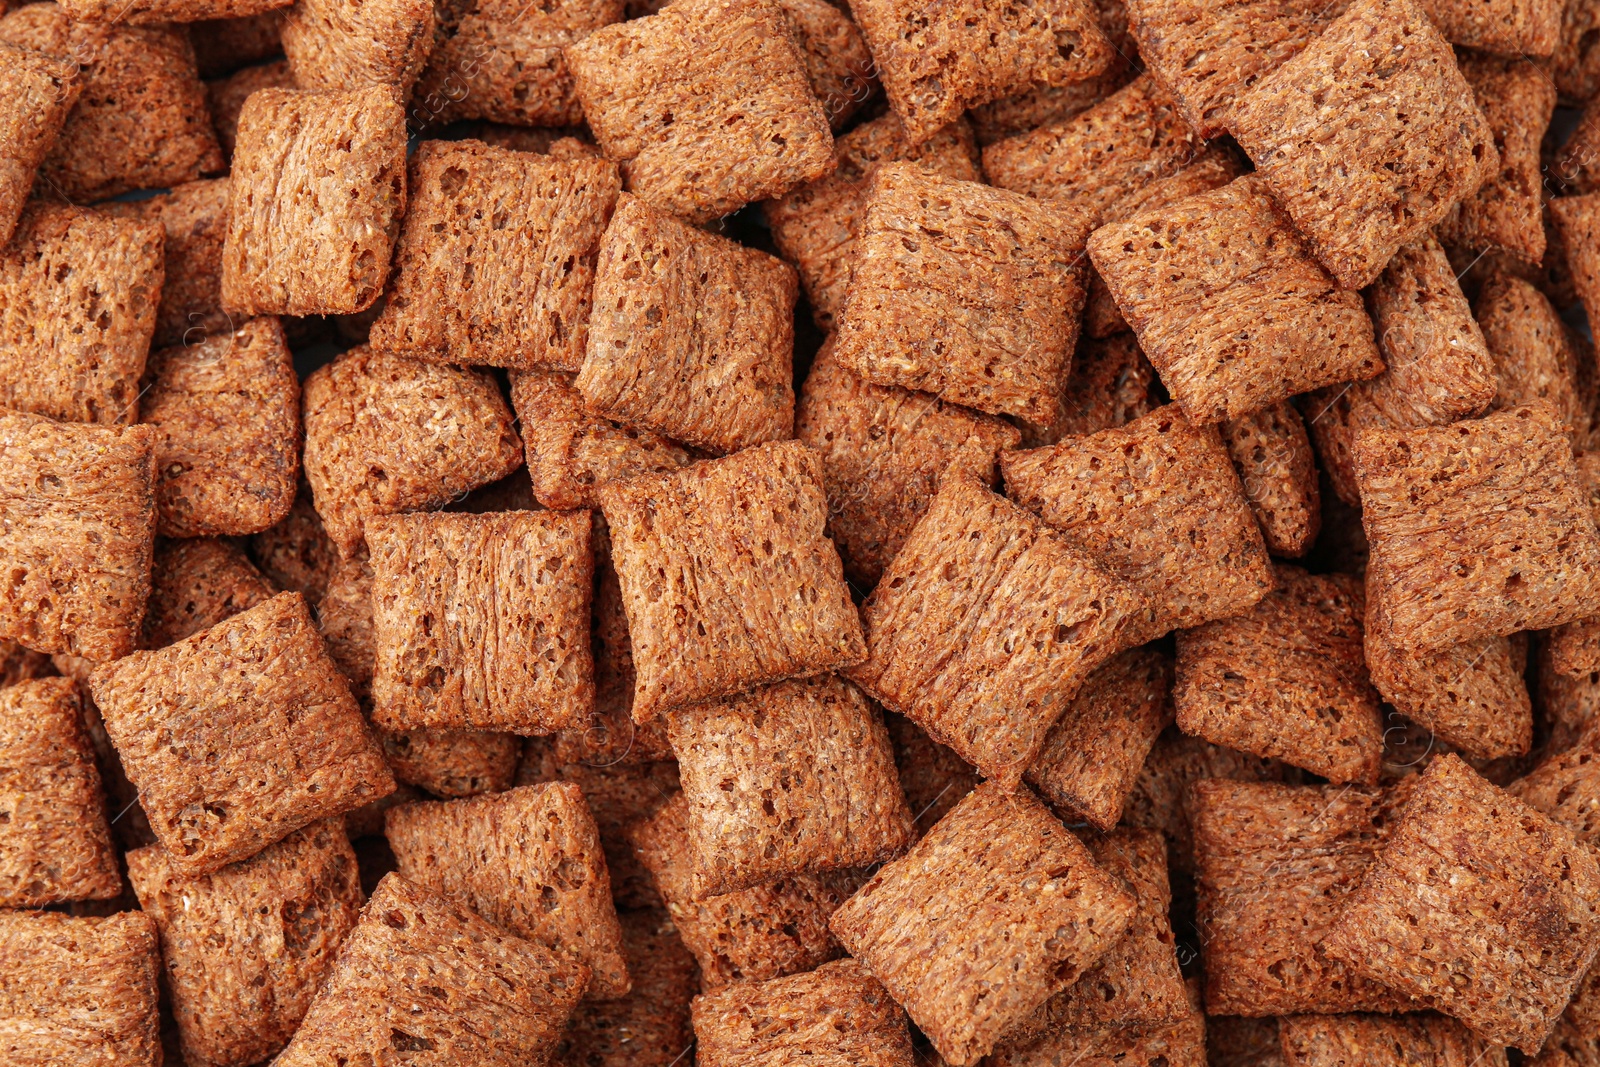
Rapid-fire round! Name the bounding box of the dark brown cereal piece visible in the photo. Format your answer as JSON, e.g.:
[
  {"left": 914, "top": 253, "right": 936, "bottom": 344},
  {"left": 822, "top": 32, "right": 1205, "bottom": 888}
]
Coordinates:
[
  {"left": 60, "top": 0, "right": 290, "bottom": 23},
  {"left": 102, "top": 178, "right": 233, "bottom": 352},
  {"left": 1425, "top": 0, "right": 1562, "bottom": 55},
  {"left": 0, "top": 677, "right": 120, "bottom": 908},
  {"left": 0, "top": 412, "right": 156, "bottom": 662},
  {"left": 829, "top": 781, "right": 1137, "bottom": 1066},
  {"left": 1558, "top": 101, "right": 1600, "bottom": 194},
  {"left": 443, "top": 466, "right": 540, "bottom": 514},
  {"left": 371, "top": 140, "right": 620, "bottom": 373},
  {"left": 221, "top": 85, "right": 407, "bottom": 317},
  {"left": 968, "top": 63, "right": 1131, "bottom": 148},
  {"left": 300, "top": 345, "right": 524, "bottom": 557},
  {"left": 849, "top": 474, "right": 1146, "bottom": 788},
  {"left": 566, "top": 0, "right": 833, "bottom": 223},
  {"left": 1436, "top": 56, "right": 1555, "bottom": 264},
  {"left": 1550, "top": 0, "right": 1600, "bottom": 102},
  {"left": 692, "top": 957, "right": 914, "bottom": 1067},
  {"left": 1352, "top": 404, "right": 1600, "bottom": 651},
  {"left": 0, "top": 640, "right": 52, "bottom": 688},
  {"left": 1207, "top": 1016, "right": 1285, "bottom": 1067},
  {"left": 139, "top": 317, "right": 299, "bottom": 538},
  {"left": 385, "top": 782, "right": 630, "bottom": 998},
  {"left": 991, "top": 998, "right": 1208, "bottom": 1067},
  {"left": 598, "top": 441, "right": 866, "bottom": 722},
  {"left": 1508, "top": 732, "right": 1600, "bottom": 844},
  {"left": 280, "top": 0, "right": 434, "bottom": 96},
  {"left": 125, "top": 819, "right": 363, "bottom": 1067},
  {"left": 0, "top": 42, "right": 78, "bottom": 246},
  {"left": 1323, "top": 754, "right": 1600, "bottom": 1053},
  {"left": 629, "top": 792, "right": 856, "bottom": 988},
  {"left": 314, "top": 552, "right": 375, "bottom": 697},
  {"left": 832, "top": 163, "right": 1090, "bottom": 424},
  {"left": 1021, "top": 331, "right": 1160, "bottom": 448},
  {"left": 763, "top": 112, "right": 980, "bottom": 332},
  {"left": 558, "top": 906, "right": 699, "bottom": 1067},
  {"left": 885, "top": 711, "right": 978, "bottom": 839},
  {"left": 1004, "top": 405, "right": 1273, "bottom": 639},
  {"left": 0, "top": 910, "right": 161, "bottom": 1067},
  {"left": 1190, "top": 779, "right": 1415, "bottom": 1016},
  {"left": 0, "top": 202, "right": 162, "bottom": 427},
  {"left": 1228, "top": 0, "right": 1497, "bottom": 290},
  {"left": 274, "top": 873, "right": 588, "bottom": 1067},
  {"left": 90, "top": 592, "right": 394, "bottom": 875},
  {"left": 848, "top": 0, "right": 1113, "bottom": 145},
  {"left": 1220, "top": 402, "right": 1320, "bottom": 559},
  {"left": 190, "top": 11, "right": 284, "bottom": 78},
  {"left": 575, "top": 197, "right": 795, "bottom": 453},
  {"left": 795, "top": 344, "right": 1021, "bottom": 588},
  {"left": 206, "top": 59, "right": 293, "bottom": 159},
  {"left": 1551, "top": 453, "right": 1600, "bottom": 677},
  {"left": 1025, "top": 646, "right": 1172, "bottom": 832},
  {"left": 380, "top": 729, "right": 520, "bottom": 799},
  {"left": 778, "top": 0, "right": 876, "bottom": 131},
  {"left": 1124, "top": 0, "right": 1350, "bottom": 138},
  {"left": 1553, "top": 192, "right": 1600, "bottom": 331},
  {"left": 1088, "top": 174, "right": 1382, "bottom": 425},
  {"left": 249, "top": 484, "right": 338, "bottom": 607},
  {"left": 1478, "top": 272, "right": 1589, "bottom": 442},
  {"left": 142, "top": 538, "right": 275, "bottom": 650},
  {"left": 1278, "top": 1013, "right": 1508, "bottom": 1067}
]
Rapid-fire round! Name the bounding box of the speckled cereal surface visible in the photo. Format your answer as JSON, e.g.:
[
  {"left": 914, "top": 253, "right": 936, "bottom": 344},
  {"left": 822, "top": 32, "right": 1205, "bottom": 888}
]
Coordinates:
[
  {"left": 0, "top": 41, "right": 78, "bottom": 246},
  {"left": 1277, "top": 1013, "right": 1508, "bottom": 1067},
  {"left": 142, "top": 537, "right": 276, "bottom": 650}
]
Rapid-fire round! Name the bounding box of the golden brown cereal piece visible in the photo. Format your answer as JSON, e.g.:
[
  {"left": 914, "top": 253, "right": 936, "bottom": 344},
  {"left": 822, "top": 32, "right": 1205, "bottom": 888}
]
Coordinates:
[
  {"left": 90, "top": 592, "right": 394, "bottom": 875},
  {"left": 280, "top": 0, "right": 434, "bottom": 96},
  {"left": 0, "top": 640, "right": 52, "bottom": 688},
  {"left": 1551, "top": 454, "right": 1600, "bottom": 677},
  {"left": 1477, "top": 272, "right": 1589, "bottom": 440},
  {"left": 1552, "top": 192, "right": 1600, "bottom": 332},
  {"left": 1323, "top": 754, "right": 1600, "bottom": 1053},
  {"left": 0, "top": 678, "right": 120, "bottom": 908},
  {"left": 829, "top": 781, "right": 1137, "bottom": 1067},
  {"left": 191, "top": 12, "right": 284, "bottom": 78},
  {"left": 1278, "top": 1013, "right": 1507, "bottom": 1067},
  {"left": 367, "top": 510, "right": 592, "bottom": 734},
  {"left": 849, "top": 474, "right": 1146, "bottom": 789},
  {"left": 1509, "top": 732, "right": 1600, "bottom": 844},
  {"left": 0, "top": 910, "right": 161, "bottom": 1067},
  {"left": 991, "top": 996, "right": 1208, "bottom": 1067},
  {"left": 300, "top": 345, "right": 524, "bottom": 557},
  {"left": 206, "top": 58, "right": 293, "bottom": 159},
  {"left": 566, "top": 0, "right": 833, "bottom": 222},
  {"left": 309, "top": 552, "right": 374, "bottom": 700},
  {"left": 1088, "top": 174, "right": 1382, "bottom": 425},
  {"left": 668, "top": 674, "right": 914, "bottom": 897},
  {"left": 630, "top": 792, "right": 856, "bottom": 987},
  {"left": 557, "top": 907, "right": 699, "bottom": 1067},
  {"left": 102, "top": 178, "right": 233, "bottom": 352},
  {"left": 0, "top": 412, "right": 156, "bottom": 662},
  {"left": 0, "top": 42, "right": 78, "bottom": 246},
  {"left": 1190, "top": 779, "right": 1415, "bottom": 1016},
  {"left": 692, "top": 957, "right": 914, "bottom": 1067},
  {"left": 832, "top": 163, "right": 1091, "bottom": 424},
  {"left": 849, "top": 0, "right": 1113, "bottom": 145},
  {"left": 0, "top": 9, "right": 223, "bottom": 202},
  {"left": 1175, "top": 565, "right": 1384, "bottom": 785},
  {"left": 763, "top": 112, "right": 980, "bottom": 332},
  {"left": 385, "top": 782, "right": 630, "bottom": 999},
  {"left": 0, "top": 202, "right": 162, "bottom": 427},
  {"left": 380, "top": 728, "right": 520, "bottom": 799},
  {"left": 576, "top": 196, "right": 795, "bottom": 454},
  {"left": 1436, "top": 56, "right": 1555, "bottom": 265},
  {"left": 1228, "top": 0, "right": 1498, "bottom": 290},
  {"left": 142, "top": 538, "right": 276, "bottom": 650},
  {"left": 1352, "top": 404, "right": 1600, "bottom": 651},
  {"left": 1005, "top": 405, "right": 1273, "bottom": 640},
  {"left": 1206, "top": 1016, "right": 1285, "bottom": 1067},
  {"left": 372, "top": 140, "right": 620, "bottom": 373},
  {"left": 125, "top": 820, "right": 363, "bottom": 1067},
  {"left": 274, "top": 873, "right": 588, "bottom": 1067},
  {"left": 796, "top": 345, "right": 1021, "bottom": 588},
  {"left": 599, "top": 441, "right": 865, "bottom": 722},
  {"left": 61, "top": 0, "right": 290, "bottom": 23},
  {"left": 221, "top": 85, "right": 407, "bottom": 317},
  {"left": 1425, "top": 0, "right": 1562, "bottom": 55},
  {"left": 778, "top": 0, "right": 876, "bottom": 131},
  {"left": 139, "top": 318, "right": 299, "bottom": 538},
  {"left": 1220, "top": 402, "right": 1320, "bottom": 558},
  {"left": 1025, "top": 646, "right": 1172, "bottom": 832},
  {"left": 249, "top": 484, "right": 338, "bottom": 607},
  {"left": 1550, "top": 0, "right": 1600, "bottom": 102},
  {"left": 1022, "top": 331, "right": 1161, "bottom": 448}
]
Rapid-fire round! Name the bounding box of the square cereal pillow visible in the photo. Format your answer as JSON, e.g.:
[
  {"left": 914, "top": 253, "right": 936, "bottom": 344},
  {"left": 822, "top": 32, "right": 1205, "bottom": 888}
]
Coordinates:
[
  {"left": 0, "top": 40, "right": 79, "bottom": 245},
  {"left": 280, "top": 0, "right": 435, "bottom": 97},
  {"left": 101, "top": 178, "right": 233, "bottom": 351}
]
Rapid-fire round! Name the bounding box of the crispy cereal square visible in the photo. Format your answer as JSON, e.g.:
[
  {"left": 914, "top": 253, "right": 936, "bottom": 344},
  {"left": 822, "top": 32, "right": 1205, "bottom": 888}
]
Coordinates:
[
  {"left": 1221, "top": 402, "right": 1320, "bottom": 558},
  {"left": 1552, "top": 192, "right": 1600, "bottom": 331},
  {"left": 1004, "top": 405, "right": 1273, "bottom": 639},
  {"left": 385, "top": 782, "right": 630, "bottom": 998},
  {"left": 1228, "top": 0, "right": 1498, "bottom": 290},
  {"left": 0, "top": 910, "right": 161, "bottom": 1067},
  {"left": 60, "top": 0, "right": 290, "bottom": 23},
  {"left": 142, "top": 537, "right": 275, "bottom": 650},
  {"left": 0, "top": 677, "right": 120, "bottom": 907},
  {"left": 1510, "top": 732, "right": 1600, "bottom": 844},
  {"left": 191, "top": 12, "right": 285, "bottom": 79},
  {"left": 0, "top": 640, "right": 51, "bottom": 688},
  {"left": 274, "top": 873, "right": 587, "bottom": 1067},
  {"left": 0, "top": 411, "right": 156, "bottom": 661},
  {"left": 1088, "top": 174, "right": 1382, "bottom": 424},
  {"left": 668, "top": 674, "right": 914, "bottom": 897},
  {"left": 280, "top": 0, "right": 434, "bottom": 96},
  {"left": 0, "top": 202, "right": 162, "bottom": 426},
  {"left": 990, "top": 994, "right": 1207, "bottom": 1067},
  {"left": 125, "top": 819, "right": 363, "bottom": 1067},
  {"left": 1352, "top": 404, "right": 1600, "bottom": 651},
  {"left": 848, "top": 0, "right": 1113, "bottom": 144},
  {"left": 101, "top": 178, "right": 232, "bottom": 352},
  {"left": 1278, "top": 1013, "right": 1507, "bottom": 1067},
  {"left": 90, "top": 592, "right": 394, "bottom": 875},
  {"left": 1022, "top": 331, "right": 1161, "bottom": 447},
  {"left": 558, "top": 906, "right": 699, "bottom": 1067},
  {"left": 380, "top": 728, "right": 520, "bottom": 799},
  {"left": 575, "top": 195, "right": 796, "bottom": 454},
  {"left": 1478, "top": 271, "right": 1590, "bottom": 440},
  {"left": 1551, "top": 453, "right": 1600, "bottom": 678},
  {"left": 849, "top": 474, "right": 1147, "bottom": 788},
  {"left": 598, "top": 441, "right": 865, "bottom": 722},
  {"left": 796, "top": 343, "right": 1021, "bottom": 588},
  {"left": 0, "top": 41, "right": 78, "bottom": 246},
  {"left": 300, "top": 345, "right": 523, "bottom": 557},
  {"left": 779, "top": 0, "right": 877, "bottom": 131},
  {"left": 829, "top": 781, "right": 1137, "bottom": 1066},
  {"left": 1427, "top": 0, "right": 1562, "bottom": 55},
  {"left": 886, "top": 711, "right": 979, "bottom": 838},
  {"left": 249, "top": 484, "right": 338, "bottom": 608},
  {"left": 692, "top": 958, "right": 914, "bottom": 1067},
  {"left": 1323, "top": 754, "right": 1600, "bottom": 1052},
  {"left": 832, "top": 162, "right": 1090, "bottom": 424},
  {"left": 566, "top": 0, "right": 833, "bottom": 223},
  {"left": 371, "top": 139, "right": 620, "bottom": 372},
  {"left": 221, "top": 85, "right": 407, "bottom": 317},
  {"left": 207, "top": 58, "right": 295, "bottom": 160}
]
